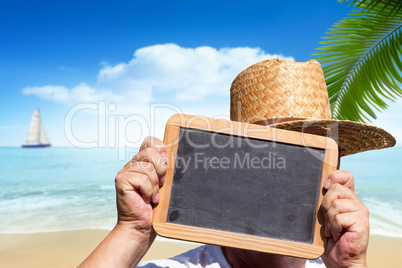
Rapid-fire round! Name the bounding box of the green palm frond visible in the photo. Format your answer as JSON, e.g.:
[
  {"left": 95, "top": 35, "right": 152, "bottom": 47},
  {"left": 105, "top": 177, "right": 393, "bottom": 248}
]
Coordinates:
[
  {"left": 340, "top": 0, "right": 401, "bottom": 17},
  {"left": 313, "top": 0, "right": 402, "bottom": 122}
]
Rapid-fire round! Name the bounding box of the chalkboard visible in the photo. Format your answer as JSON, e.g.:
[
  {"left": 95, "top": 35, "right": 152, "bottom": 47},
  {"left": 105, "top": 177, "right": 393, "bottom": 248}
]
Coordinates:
[
  {"left": 168, "top": 127, "right": 324, "bottom": 244},
  {"left": 153, "top": 114, "right": 338, "bottom": 259}
]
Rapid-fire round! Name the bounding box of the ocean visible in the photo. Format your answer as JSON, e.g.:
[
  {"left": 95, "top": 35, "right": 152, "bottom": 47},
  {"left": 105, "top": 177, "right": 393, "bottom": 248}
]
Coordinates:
[{"left": 0, "top": 146, "right": 401, "bottom": 237}]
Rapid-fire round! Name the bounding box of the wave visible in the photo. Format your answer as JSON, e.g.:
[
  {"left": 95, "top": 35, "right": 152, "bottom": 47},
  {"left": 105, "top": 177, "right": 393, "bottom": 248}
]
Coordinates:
[{"left": 362, "top": 197, "right": 402, "bottom": 238}]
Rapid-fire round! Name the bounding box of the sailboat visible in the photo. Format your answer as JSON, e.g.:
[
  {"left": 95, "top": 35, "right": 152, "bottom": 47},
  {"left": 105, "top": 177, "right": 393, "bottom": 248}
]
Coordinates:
[{"left": 22, "top": 108, "right": 51, "bottom": 148}]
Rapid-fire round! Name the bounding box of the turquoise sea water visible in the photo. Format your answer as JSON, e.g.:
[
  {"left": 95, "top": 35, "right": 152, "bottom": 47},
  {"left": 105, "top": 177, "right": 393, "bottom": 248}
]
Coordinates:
[{"left": 0, "top": 146, "right": 401, "bottom": 237}]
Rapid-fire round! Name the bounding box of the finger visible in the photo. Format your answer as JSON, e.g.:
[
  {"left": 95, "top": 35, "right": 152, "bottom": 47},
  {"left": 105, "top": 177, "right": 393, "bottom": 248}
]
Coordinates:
[
  {"left": 321, "top": 184, "right": 354, "bottom": 213},
  {"left": 132, "top": 148, "right": 167, "bottom": 182},
  {"left": 330, "top": 213, "right": 350, "bottom": 242},
  {"left": 329, "top": 212, "right": 364, "bottom": 242},
  {"left": 140, "top": 136, "right": 166, "bottom": 155},
  {"left": 119, "top": 148, "right": 167, "bottom": 186},
  {"left": 115, "top": 171, "right": 154, "bottom": 204},
  {"left": 141, "top": 137, "right": 168, "bottom": 183},
  {"left": 321, "top": 183, "right": 354, "bottom": 237},
  {"left": 324, "top": 236, "right": 335, "bottom": 257},
  {"left": 119, "top": 137, "right": 167, "bottom": 181},
  {"left": 121, "top": 145, "right": 161, "bottom": 171},
  {"left": 128, "top": 161, "right": 160, "bottom": 203},
  {"left": 323, "top": 170, "right": 355, "bottom": 192},
  {"left": 128, "top": 173, "right": 154, "bottom": 205},
  {"left": 324, "top": 198, "right": 361, "bottom": 238}
]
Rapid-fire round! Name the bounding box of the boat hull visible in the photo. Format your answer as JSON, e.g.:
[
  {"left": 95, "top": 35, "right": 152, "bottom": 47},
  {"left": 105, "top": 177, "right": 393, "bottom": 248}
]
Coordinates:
[{"left": 21, "top": 144, "right": 51, "bottom": 148}]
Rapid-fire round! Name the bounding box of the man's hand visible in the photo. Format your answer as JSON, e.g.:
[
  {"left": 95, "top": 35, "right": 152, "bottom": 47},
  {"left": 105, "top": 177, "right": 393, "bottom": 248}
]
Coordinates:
[
  {"left": 79, "top": 136, "right": 167, "bottom": 268},
  {"left": 115, "top": 136, "right": 167, "bottom": 239},
  {"left": 321, "top": 170, "right": 369, "bottom": 268}
]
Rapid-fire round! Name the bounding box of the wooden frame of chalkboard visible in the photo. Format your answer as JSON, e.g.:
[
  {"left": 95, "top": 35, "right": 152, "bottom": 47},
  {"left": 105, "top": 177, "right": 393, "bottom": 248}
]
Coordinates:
[{"left": 153, "top": 114, "right": 338, "bottom": 259}]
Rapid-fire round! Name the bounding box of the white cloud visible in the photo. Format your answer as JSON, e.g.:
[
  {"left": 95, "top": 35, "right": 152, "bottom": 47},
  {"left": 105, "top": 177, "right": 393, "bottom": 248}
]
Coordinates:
[
  {"left": 21, "top": 44, "right": 295, "bottom": 147},
  {"left": 23, "top": 44, "right": 294, "bottom": 105},
  {"left": 99, "top": 44, "right": 294, "bottom": 101},
  {"left": 23, "top": 83, "right": 124, "bottom": 104}
]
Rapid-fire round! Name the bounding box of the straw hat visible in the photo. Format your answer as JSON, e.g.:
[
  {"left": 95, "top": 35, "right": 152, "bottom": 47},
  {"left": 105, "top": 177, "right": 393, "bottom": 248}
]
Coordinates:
[{"left": 230, "top": 58, "right": 396, "bottom": 157}]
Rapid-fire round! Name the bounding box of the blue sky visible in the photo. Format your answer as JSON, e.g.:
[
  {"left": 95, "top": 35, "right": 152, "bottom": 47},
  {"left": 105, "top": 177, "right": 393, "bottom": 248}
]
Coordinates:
[{"left": 1, "top": 0, "right": 401, "bottom": 147}]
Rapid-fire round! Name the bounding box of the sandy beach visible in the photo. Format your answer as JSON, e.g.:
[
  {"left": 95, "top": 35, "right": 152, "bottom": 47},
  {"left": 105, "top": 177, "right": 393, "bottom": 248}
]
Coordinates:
[{"left": 0, "top": 230, "right": 400, "bottom": 267}]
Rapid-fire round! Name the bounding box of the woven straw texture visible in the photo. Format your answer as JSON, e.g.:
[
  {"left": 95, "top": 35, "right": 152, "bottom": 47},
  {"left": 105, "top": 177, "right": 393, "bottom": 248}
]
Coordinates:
[
  {"left": 272, "top": 120, "right": 396, "bottom": 157},
  {"left": 230, "top": 58, "right": 396, "bottom": 157},
  {"left": 231, "top": 59, "right": 332, "bottom": 123}
]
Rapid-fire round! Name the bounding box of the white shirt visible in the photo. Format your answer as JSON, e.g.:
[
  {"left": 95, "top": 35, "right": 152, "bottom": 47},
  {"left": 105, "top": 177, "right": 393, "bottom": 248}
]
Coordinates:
[{"left": 137, "top": 245, "right": 325, "bottom": 267}]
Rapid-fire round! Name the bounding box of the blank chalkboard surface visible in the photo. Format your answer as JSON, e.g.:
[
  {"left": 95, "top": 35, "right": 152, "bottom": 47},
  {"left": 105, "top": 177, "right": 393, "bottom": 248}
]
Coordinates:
[
  {"left": 168, "top": 127, "right": 324, "bottom": 244},
  {"left": 153, "top": 114, "right": 338, "bottom": 259}
]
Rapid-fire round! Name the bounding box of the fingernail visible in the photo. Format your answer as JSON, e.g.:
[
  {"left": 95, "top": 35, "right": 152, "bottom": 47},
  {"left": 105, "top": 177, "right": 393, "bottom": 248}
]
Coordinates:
[
  {"left": 324, "top": 178, "right": 331, "bottom": 189},
  {"left": 160, "top": 175, "right": 165, "bottom": 185},
  {"left": 161, "top": 152, "right": 168, "bottom": 162},
  {"left": 153, "top": 193, "right": 160, "bottom": 204}
]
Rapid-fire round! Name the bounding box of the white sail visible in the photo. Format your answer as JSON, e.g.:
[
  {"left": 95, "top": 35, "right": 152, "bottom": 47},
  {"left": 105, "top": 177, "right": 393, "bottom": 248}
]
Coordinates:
[
  {"left": 23, "top": 108, "right": 51, "bottom": 147},
  {"left": 40, "top": 122, "right": 51, "bottom": 145},
  {"left": 26, "top": 109, "right": 40, "bottom": 143}
]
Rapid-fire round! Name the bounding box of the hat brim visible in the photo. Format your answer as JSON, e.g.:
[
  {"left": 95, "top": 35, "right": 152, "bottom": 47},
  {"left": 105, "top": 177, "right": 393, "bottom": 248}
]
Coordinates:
[{"left": 270, "top": 119, "right": 396, "bottom": 157}]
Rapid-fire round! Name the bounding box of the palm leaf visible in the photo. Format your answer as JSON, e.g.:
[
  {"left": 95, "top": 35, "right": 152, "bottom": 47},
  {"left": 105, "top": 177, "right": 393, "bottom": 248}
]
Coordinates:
[
  {"left": 313, "top": 0, "right": 402, "bottom": 122},
  {"left": 340, "top": 0, "right": 401, "bottom": 17}
]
